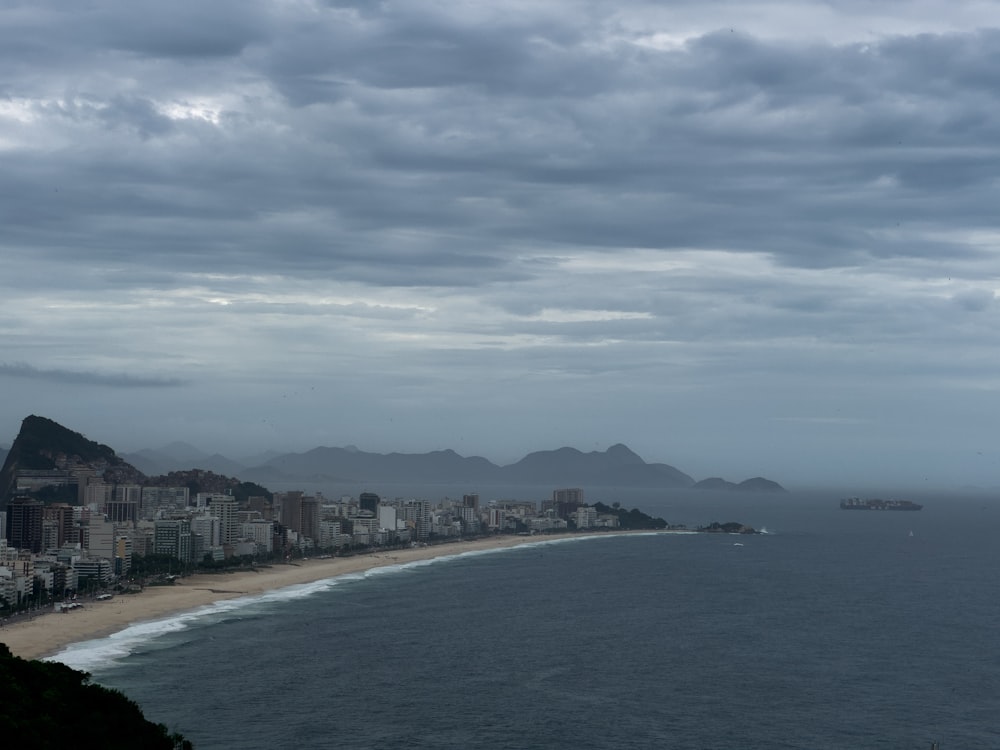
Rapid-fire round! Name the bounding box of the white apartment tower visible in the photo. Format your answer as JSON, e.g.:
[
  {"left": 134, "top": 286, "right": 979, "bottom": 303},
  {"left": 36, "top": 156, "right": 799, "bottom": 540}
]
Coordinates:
[{"left": 208, "top": 495, "right": 239, "bottom": 545}]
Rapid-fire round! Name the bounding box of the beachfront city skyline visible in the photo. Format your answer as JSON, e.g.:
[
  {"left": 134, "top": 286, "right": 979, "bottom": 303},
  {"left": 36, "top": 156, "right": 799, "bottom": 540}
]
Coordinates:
[
  {"left": 0, "top": 468, "right": 668, "bottom": 625},
  {"left": 4, "top": 0, "right": 1000, "bottom": 490}
]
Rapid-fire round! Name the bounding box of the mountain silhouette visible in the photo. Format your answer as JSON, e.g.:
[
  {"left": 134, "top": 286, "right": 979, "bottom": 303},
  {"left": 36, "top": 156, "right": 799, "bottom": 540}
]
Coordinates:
[{"left": 2, "top": 416, "right": 787, "bottom": 498}]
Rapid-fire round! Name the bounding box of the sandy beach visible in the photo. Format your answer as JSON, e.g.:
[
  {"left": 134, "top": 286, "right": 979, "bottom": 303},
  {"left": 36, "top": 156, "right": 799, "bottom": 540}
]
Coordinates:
[{"left": 0, "top": 534, "right": 569, "bottom": 662}]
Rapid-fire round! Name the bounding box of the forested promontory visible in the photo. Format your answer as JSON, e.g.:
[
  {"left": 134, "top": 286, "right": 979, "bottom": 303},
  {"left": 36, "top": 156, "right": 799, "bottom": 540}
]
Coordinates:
[{"left": 0, "top": 643, "right": 191, "bottom": 749}]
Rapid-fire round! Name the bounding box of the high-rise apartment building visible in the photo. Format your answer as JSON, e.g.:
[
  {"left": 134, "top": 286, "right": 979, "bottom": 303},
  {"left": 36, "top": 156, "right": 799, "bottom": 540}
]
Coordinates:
[
  {"left": 115, "top": 536, "right": 133, "bottom": 574},
  {"left": 114, "top": 484, "right": 143, "bottom": 504},
  {"left": 43, "top": 503, "right": 75, "bottom": 548},
  {"left": 83, "top": 482, "right": 113, "bottom": 509},
  {"left": 86, "top": 518, "right": 117, "bottom": 559},
  {"left": 41, "top": 519, "right": 61, "bottom": 551},
  {"left": 300, "top": 496, "right": 320, "bottom": 542},
  {"left": 154, "top": 518, "right": 192, "bottom": 563},
  {"left": 278, "top": 491, "right": 303, "bottom": 534},
  {"left": 209, "top": 495, "right": 238, "bottom": 546},
  {"left": 105, "top": 499, "right": 138, "bottom": 524},
  {"left": 191, "top": 514, "right": 221, "bottom": 548},
  {"left": 552, "top": 488, "right": 584, "bottom": 520},
  {"left": 359, "top": 492, "right": 380, "bottom": 515},
  {"left": 458, "top": 505, "right": 479, "bottom": 532},
  {"left": 319, "top": 521, "right": 346, "bottom": 549},
  {"left": 553, "top": 488, "right": 584, "bottom": 505},
  {"left": 6, "top": 497, "right": 44, "bottom": 553},
  {"left": 407, "top": 499, "right": 431, "bottom": 541},
  {"left": 377, "top": 505, "right": 397, "bottom": 532},
  {"left": 246, "top": 495, "right": 272, "bottom": 520},
  {"left": 241, "top": 520, "right": 274, "bottom": 553}
]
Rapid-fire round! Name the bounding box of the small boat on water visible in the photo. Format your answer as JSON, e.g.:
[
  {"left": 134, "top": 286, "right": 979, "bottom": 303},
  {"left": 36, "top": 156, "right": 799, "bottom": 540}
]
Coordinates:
[{"left": 840, "top": 497, "right": 923, "bottom": 511}]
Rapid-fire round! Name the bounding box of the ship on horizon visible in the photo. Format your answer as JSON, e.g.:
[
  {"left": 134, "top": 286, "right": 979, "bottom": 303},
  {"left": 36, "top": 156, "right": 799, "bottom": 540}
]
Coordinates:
[{"left": 840, "top": 497, "right": 923, "bottom": 511}]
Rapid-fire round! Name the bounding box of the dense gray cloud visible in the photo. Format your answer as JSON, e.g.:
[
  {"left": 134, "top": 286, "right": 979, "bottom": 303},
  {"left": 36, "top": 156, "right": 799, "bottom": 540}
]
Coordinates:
[
  {"left": 0, "top": 363, "right": 187, "bottom": 388},
  {"left": 1, "top": 0, "right": 999, "bottom": 488}
]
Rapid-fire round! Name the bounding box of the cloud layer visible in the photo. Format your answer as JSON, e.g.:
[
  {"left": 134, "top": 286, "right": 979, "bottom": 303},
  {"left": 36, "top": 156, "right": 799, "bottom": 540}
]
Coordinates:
[{"left": 2, "top": 1, "right": 999, "bottom": 488}]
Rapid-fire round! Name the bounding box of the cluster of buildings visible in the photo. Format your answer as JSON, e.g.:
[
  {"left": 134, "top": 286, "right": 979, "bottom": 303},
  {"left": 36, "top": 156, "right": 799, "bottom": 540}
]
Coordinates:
[{"left": 1, "top": 482, "right": 619, "bottom": 610}]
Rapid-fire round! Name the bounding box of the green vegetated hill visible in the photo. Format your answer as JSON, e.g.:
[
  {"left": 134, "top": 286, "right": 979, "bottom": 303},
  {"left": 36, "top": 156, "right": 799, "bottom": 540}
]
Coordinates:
[
  {"left": 0, "top": 416, "right": 145, "bottom": 506},
  {"left": 145, "top": 468, "right": 273, "bottom": 503},
  {"left": 0, "top": 643, "right": 191, "bottom": 749},
  {"left": 592, "top": 502, "right": 668, "bottom": 529},
  {"left": 7, "top": 415, "right": 118, "bottom": 467}
]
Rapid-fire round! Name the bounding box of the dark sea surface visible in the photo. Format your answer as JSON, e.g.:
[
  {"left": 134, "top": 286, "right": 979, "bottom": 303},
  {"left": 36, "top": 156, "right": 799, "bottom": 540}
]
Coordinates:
[{"left": 56, "top": 489, "right": 1000, "bottom": 749}]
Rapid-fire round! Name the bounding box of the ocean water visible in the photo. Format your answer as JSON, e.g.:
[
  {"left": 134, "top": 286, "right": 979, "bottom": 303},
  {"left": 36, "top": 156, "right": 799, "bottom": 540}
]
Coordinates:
[{"left": 54, "top": 490, "right": 1000, "bottom": 749}]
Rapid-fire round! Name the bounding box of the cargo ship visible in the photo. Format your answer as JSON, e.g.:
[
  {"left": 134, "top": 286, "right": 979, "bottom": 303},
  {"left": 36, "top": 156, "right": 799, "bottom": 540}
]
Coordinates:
[{"left": 840, "top": 497, "right": 923, "bottom": 511}]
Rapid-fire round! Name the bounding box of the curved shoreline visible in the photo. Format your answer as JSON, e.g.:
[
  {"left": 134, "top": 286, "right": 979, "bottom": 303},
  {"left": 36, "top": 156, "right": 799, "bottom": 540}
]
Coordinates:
[{"left": 1, "top": 532, "right": 671, "bottom": 662}]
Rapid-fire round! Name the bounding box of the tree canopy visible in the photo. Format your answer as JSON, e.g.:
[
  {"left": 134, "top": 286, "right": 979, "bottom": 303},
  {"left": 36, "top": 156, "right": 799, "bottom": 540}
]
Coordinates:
[{"left": 0, "top": 643, "right": 191, "bottom": 749}]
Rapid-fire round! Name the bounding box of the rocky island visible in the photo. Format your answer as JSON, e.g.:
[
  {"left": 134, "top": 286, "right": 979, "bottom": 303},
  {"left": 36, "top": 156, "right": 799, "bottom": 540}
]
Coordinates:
[
  {"left": 699, "top": 521, "right": 761, "bottom": 534},
  {"left": 692, "top": 477, "right": 787, "bottom": 493}
]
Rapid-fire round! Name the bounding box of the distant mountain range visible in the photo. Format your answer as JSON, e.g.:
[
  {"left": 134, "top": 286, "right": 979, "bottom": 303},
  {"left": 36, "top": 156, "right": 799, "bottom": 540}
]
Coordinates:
[
  {"left": 0, "top": 415, "right": 787, "bottom": 505},
  {"left": 122, "top": 435, "right": 785, "bottom": 492},
  {"left": 120, "top": 441, "right": 701, "bottom": 487}
]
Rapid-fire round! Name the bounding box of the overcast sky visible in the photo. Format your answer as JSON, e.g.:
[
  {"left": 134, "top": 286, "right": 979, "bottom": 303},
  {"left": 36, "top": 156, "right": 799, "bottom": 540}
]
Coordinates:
[{"left": 2, "top": 0, "right": 999, "bottom": 490}]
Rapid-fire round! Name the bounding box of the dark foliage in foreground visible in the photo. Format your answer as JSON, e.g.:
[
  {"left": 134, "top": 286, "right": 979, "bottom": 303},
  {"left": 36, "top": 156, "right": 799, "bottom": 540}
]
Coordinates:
[{"left": 0, "top": 643, "right": 191, "bottom": 749}]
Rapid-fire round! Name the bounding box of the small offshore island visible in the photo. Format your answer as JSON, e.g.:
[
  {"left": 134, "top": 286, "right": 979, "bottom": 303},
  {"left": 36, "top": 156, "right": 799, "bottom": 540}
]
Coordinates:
[{"left": 699, "top": 521, "right": 761, "bottom": 534}]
